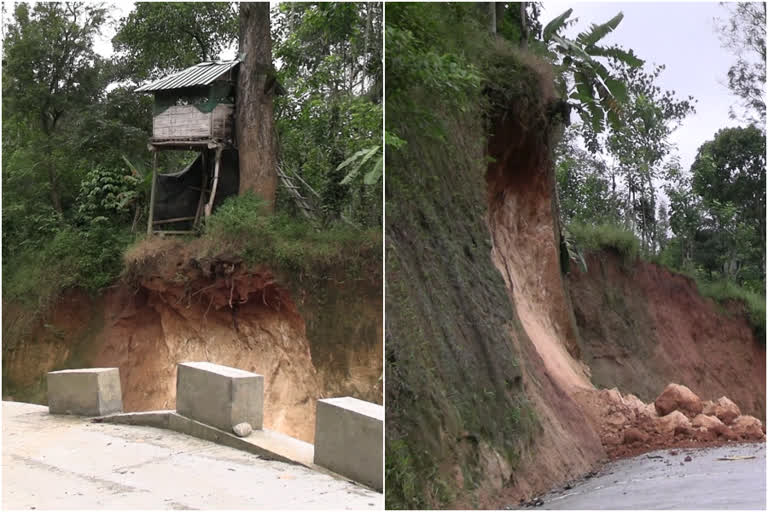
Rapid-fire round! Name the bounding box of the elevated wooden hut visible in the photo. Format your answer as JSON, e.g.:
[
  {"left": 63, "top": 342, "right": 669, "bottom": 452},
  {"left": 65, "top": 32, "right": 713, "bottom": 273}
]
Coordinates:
[{"left": 135, "top": 60, "right": 241, "bottom": 235}]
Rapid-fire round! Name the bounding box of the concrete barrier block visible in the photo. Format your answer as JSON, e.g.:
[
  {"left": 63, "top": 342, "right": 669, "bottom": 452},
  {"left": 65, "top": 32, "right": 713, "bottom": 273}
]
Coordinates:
[
  {"left": 47, "top": 368, "right": 123, "bottom": 416},
  {"left": 176, "top": 362, "right": 264, "bottom": 432},
  {"left": 314, "top": 397, "right": 383, "bottom": 491}
]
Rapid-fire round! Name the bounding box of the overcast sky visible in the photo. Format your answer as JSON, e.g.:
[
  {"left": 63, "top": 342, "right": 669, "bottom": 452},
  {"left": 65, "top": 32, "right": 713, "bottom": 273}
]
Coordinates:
[{"left": 539, "top": 1, "right": 750, "bottom": 173}]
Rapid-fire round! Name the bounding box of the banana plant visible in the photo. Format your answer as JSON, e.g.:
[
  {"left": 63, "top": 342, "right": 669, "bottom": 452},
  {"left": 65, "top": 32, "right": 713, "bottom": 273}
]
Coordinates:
[
  {"left": 338, "top": 145, "right": 382, "bottom": 186},
  {"left": 542, "top": 9, "right": 644, "bottom": 134}
]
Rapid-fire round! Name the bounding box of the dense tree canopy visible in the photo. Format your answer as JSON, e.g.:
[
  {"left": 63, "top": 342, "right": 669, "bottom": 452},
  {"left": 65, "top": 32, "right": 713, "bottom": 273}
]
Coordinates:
[
  {"left": 273, "top": 2, "right": 382, "bottom": 226},
  {"left": 112, "top": 2, "right": 238, "bottom": 81}
]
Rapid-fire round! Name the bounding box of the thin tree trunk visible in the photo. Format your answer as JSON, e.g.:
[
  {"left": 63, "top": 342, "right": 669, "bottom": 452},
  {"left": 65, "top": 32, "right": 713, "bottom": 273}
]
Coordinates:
[
  {"left": 45, "top": 140, "right": 63, "bottom": 213},
  {"left": 519, "top": 2, "right": 528, "bottom": 49},
  {"left": 48, "top": 164, "right": 63, "bottom": 213},
  {"left": 495, "top": 2, "right": 506, "bottom": 34},
  {"left": 236, "top": 2, "right": 277, "bottom": 211},
  {"left": 488, "top": 3, "right": 496, "bottom": 34}
]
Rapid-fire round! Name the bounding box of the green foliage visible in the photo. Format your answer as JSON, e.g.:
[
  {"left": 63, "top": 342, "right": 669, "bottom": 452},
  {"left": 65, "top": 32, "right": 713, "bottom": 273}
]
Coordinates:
[
  {"left": 4, "top": 224, "right": 132, "bottom": 310},
  {"left": 386, "top": 4, "right": 544, "bottom": 507},
  {"left": 112, "top": 2, "right": 238, "bottom": 81},
  {"left": 273, "top": 2, "right": 382, "bottom": 227},
  {"left": 659, "top": 126, "right": 767, "bottom": 289},
  {"left": 562, "top": 227, "right": 588, "bottom": 273},
  {"left": 568, "top": 222, "right": 640, "bottom": 263},
  {"left": 691, "top": 126, "right": 765, "bottom": 247},
  {"left": 3, "top": 2, "right": 111, "bottom": 215},
  {"left": 498, "top": 2, "right": 543, "bottom": 47},
  {"left": 3, "top": 2, "right": 107, "bottom": 128},
  {"left": 385, "top": 439, "right": 427, "bottom": 510},
  {"left": 203, "top": 193, "right": 381, "bottom": 279},
  {"left": 716, "top": 2, "right": 766, "bottom": 123},
  {"left": 555, "top": 125, "right": 623, "bottom": 226},
  {"left": 338, "top": 145, "right": 382, "bottom": 185},
  {"left": 2, "top": 2, "right": 148, "bottom": 318},
  {"left": 538, "top": 8, "right": 644, "bottom": 137},
  {"left": 385, "top": 3, "right": 485, "bottom": 141},
  {"left": 605, "top": 63, "right": 696, "bottom": 254},
  {"left": 75, "top": 165, "right": 145, "bottom": 225}
]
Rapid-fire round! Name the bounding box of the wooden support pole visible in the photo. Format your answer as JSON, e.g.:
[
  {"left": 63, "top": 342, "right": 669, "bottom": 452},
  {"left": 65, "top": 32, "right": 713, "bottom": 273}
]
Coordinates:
[
  {"left": 152, "top": 230, "right": 197, "bottom": 235},
  {"left": 204, "top": 146, "right": 223, "bottom": 219},
  {"left": 147, "top": 152, "right": 158, "bottom": 237},
  {"left": 193, "top": 149, "right": 208, "bottom": 229},
  {"left": 153, "top": 216, "right": 197, "bottom": 225}
]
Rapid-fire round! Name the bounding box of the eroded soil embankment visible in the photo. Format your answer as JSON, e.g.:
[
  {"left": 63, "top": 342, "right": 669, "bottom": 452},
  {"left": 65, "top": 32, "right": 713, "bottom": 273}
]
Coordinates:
[
  {"left": 2, "top": 255, "right": 382, "bottom": 443},
  {"left": 567, "top": 251, "right": 766, "bottom": 420},
  {"left": 482, "top": 89, "right": 765, "bottom": 503},
  {"left": 482, "top": 100, "right": 604, "bottom": 503}
]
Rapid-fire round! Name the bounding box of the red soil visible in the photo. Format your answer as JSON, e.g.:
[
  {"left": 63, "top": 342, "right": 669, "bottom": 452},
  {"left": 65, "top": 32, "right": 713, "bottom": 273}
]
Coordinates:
[
  {"left": 3, "top": 248, "right": 382, "bottom": 443},
  {"left": 567, "top": 251, "right": 766, "bottom": 420}
]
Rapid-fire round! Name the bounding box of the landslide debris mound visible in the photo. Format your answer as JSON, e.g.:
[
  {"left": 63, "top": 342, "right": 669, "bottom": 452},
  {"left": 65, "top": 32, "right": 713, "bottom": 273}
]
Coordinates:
[{"left": 574, "top": 383, "right": 765, "bottom": 460}]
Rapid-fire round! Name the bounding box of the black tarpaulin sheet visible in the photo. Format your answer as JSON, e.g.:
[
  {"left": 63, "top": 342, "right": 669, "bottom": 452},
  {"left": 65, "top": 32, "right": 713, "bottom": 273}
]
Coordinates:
[{"left": 153, "top": 150, "right": 239, "bottom": 231}]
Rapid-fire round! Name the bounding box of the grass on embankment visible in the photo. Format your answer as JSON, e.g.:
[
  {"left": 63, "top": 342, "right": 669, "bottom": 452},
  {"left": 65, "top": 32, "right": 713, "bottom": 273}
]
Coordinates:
[
  {"left": 122, "top": 192, "right": 381, "bottom": 287},
  {"left": 199, "top": 192, "right": 381, "bottom": 281}
]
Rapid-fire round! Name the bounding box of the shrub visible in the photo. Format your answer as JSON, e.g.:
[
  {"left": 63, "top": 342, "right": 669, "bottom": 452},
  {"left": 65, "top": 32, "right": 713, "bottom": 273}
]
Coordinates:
[
  {"left": 568, "top": 222, "right": 640, "bottom": 263},
  {"left": 4, "top": 223, "right": 132, "bottom": 310},
  {"left": 202, "top": 192, "right": 381, "bottom": 280}
]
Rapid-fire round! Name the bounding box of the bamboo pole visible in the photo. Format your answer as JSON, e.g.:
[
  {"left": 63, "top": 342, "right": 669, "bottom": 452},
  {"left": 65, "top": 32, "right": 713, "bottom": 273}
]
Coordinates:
[
  {"left": 153, "top": 216, "right": 197, "bottom": 224},
  {"left": 193, "top": 149, "right": 208, "bottom": 229},
  {"left": 147, "top": 152, "right": 158, "bottom": 237},
  {"left": 204, "top": 146, "right": 223, "bottom": 218},
  {"left": 152, "top": 230, "right": 197, "bottom": 235}
]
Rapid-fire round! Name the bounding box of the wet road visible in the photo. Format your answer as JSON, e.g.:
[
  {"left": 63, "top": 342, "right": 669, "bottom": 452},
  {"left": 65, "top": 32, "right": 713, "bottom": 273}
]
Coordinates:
[{"left": 531, "top": 443, "right": 766, "bottom": 510}]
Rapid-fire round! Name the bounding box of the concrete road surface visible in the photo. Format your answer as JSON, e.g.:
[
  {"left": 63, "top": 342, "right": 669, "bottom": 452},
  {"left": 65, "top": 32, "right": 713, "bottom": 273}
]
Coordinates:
[
  {"left": 3, "top": 402, "right": 382, "bottom": 509},
  {"left": 531, "top": 443, "right": 766, "bottom": 510}
]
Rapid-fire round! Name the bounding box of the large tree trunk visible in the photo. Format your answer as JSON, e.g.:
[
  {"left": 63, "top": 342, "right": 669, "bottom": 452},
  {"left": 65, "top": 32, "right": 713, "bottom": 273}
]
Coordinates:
[{"left": 236, "top": 2, "right": 277, "bottom": 211}]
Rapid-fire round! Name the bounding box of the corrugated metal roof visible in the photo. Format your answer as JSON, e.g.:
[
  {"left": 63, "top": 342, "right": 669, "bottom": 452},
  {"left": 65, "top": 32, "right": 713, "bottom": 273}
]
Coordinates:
[{"left": 135, "top": 60, "right": 240, "bottom": 92}]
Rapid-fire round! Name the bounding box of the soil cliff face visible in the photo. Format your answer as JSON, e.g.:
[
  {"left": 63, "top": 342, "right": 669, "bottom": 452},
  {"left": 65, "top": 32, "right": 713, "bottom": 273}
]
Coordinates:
[
  {"left": 567, "top": 251, "right": 766, "bottom": 420},
  {"left": 2, "top": 255, "right": 382, "bottom": 444},
  {"left": 386, "top": 43, "right": 764, "bottom": 508},
  {"left": 482, "top": 89, "right": 605, "bottom": 504}
]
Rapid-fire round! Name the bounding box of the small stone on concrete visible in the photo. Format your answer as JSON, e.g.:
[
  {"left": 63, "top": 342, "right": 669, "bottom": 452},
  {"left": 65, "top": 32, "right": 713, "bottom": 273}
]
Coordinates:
[{"left": 233, "top": 422, "right": 252, "bottom": 437}]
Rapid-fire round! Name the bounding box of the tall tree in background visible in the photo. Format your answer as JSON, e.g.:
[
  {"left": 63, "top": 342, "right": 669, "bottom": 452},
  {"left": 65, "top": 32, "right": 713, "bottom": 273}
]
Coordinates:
[
  {"left": 237, "top": 2, "right": 277, "bottom": 210},
  {"left": 555, "top": 125, "right": 622, "bottom": 225},
  {"left": 112, "top": 2, "right": 238, "bottom": 82},
  {"left": 691, "top": 126, "right": 766, "bottom": 282},
  {"left": 498, "top": 2, "right": 543, "bottom": 48},
  {"left": 663, "top": 159, "right": 703, "bottom": 269},
  {"left": 3, "top": 2, "right": 107, "bottom": 214},
  {"left": 606, "top": 62, "right": 695, "bottom": 253},
  {"left": 716, "top": 2, "right": 766, "bottom": 124}
]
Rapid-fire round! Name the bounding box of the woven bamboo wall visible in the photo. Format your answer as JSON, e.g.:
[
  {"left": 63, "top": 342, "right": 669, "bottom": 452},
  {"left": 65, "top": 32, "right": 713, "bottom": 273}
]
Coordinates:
[{"left": 153, "top": 104, "right": 234, "bottom": 140}]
